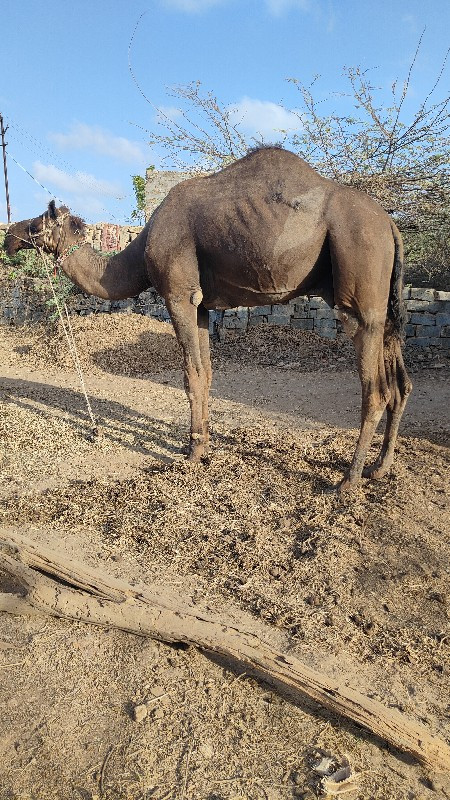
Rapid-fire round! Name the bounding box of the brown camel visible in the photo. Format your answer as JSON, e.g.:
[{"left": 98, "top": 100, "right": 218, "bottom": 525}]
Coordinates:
[{"left": 4, "top": 146, "right": 412, "bottom": 489}]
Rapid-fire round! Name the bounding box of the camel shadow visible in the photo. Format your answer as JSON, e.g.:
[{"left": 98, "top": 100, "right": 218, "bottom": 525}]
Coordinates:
[
  {"left": 0, "top": 377, "right": 185, "bottom": 463},
  {"left": 89, "top": 328, "right": 449, "bottom": 448},
  {"left": 0, "top": 375, "right": 257, "bottom": 466},
  {"left": 0, "top": 374, "right": 341, "bottom": 489}
]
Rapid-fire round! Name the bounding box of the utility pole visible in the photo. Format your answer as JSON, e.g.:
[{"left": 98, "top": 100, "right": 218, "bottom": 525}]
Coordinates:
[{"left": 0, "top": 113, "right": 11, "bottom": 224}]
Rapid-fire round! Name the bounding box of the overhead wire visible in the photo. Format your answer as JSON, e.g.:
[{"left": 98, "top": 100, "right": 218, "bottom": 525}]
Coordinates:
[
  {"left": 8, "top": 114, "right": 135, "bottom": 199},
  {"left": 4, "top": 112, "right": 140, "bottom": 223}
]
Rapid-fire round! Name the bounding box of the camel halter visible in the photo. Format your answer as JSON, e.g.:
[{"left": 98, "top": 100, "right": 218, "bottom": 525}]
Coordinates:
[{"left": 30, "top": 211, "right": 88, "bottom": 266}]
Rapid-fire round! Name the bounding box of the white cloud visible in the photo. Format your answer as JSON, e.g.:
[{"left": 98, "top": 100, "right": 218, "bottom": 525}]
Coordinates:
[
  {"left": 402, "top": 13, "right": 418, "bottom": 33},
  {"left": 33, "top": 162, "right": 123, "bottom": 198},
  {"left": 70, "top": 196, "right": 111, "bottom": 219},
  {"left": 228, "top": 97, "right": 301, "bottom": 139},
  {"left": 49, "top": 123, "right": 148, "bottom": 165},
  {"left": 155, "top": 105, "right": 183, "bottom": 122},
  {"left": 266, "top": 0, "right": 310, "bottom": 16},
  {"left": 162, "top": 0, "right": 226, "bottom": 11}
]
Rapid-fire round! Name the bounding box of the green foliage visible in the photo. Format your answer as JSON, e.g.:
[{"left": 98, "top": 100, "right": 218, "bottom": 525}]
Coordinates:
[
  {"left": 0, "top": 232, "right": 77, "bottom": 322},
  {"left": 131, "top": 168, "right": 153, "bottom": 223}
]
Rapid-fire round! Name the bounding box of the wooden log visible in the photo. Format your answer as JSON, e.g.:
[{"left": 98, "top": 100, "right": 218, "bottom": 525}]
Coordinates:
[{"left": 1, "top": 529, "right": 449, "bottom": 773}]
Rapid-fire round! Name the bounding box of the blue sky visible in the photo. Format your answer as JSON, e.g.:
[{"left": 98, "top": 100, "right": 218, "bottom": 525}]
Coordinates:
[{"left": 1, "top": 0, "right": 449, "bottom": 223}]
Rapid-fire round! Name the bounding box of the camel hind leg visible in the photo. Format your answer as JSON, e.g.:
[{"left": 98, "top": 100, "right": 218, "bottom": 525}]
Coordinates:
[
  {"left": 363, "top": 333, "right": 412, "bottom": 480},
  {"left": 338, "top": 310, "right": 391, "bottom": 491},
  {"left": 197, "top": 303, "right": 213, "bottom": 455}
]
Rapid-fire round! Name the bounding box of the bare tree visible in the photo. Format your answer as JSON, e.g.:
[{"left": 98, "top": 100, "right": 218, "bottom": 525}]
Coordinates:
[{"left": 144, "top": 37, "right": 450, "bottom": 287}]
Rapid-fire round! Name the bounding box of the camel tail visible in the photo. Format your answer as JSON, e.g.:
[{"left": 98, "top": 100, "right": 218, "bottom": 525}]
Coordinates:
[{"left": 387, "top": 221, "right": 407, "bottom": 339}]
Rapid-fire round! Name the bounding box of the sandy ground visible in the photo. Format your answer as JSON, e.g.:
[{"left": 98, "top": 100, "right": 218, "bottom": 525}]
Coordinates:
[{"left": 0, "top": 315, "right": 449, "bottom": 800}]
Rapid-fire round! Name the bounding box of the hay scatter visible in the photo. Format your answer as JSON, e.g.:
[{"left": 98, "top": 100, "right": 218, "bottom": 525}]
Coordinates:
[
  {"left": 1, "top": 314, "right": 356, "bottom": 377},
  {"left": 1, "top": 421, "right": 448, "bottom": 694}
]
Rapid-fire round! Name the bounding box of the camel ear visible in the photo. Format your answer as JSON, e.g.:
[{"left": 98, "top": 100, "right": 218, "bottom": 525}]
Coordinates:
[{"left": 48, "top": 200, "right": 57, "bottom": 220}]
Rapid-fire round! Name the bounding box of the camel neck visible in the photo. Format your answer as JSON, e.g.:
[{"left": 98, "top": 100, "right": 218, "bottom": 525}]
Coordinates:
[{"left": 60, "top": 226, "right": 151, "bottom": 301}]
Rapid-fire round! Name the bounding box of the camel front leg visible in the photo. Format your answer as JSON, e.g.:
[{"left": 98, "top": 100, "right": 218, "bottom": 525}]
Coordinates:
[
  {"left": 167, "top": 297, "right": 210, "bottom": 462},
  {"left": 339, "top": 319, "right": 390, "bottom": 492}
]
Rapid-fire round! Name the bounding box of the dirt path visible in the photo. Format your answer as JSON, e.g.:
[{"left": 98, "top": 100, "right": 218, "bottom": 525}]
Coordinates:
[{"left": 0, "top": 316, "right": 449, "bottom": 800}]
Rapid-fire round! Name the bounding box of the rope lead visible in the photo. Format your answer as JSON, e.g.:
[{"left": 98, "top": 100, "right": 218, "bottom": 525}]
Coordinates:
[{"left": 36, "top": 245, "right": 98, "bottom": 440}]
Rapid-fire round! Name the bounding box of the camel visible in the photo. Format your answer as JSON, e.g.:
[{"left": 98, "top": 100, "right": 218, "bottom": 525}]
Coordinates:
[{"left": 4, "top": 146, "right": 412, "bottom": 490}]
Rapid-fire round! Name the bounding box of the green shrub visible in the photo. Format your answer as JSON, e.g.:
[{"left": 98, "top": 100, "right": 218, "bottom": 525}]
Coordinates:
[{"left": 0, "top": 234, "right": 78, "bottom": 321}]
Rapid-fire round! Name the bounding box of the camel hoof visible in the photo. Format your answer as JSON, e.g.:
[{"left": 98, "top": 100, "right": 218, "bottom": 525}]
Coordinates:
[
  {"left": 362, "top": 464, "right": 389, "bottom": 480},
  {"left": 187, "top": 450, "right": 203, "bottom": 463},
  {"left": 337, "top": 475, "right": 359, "bottom": 493},
  {"left": 187, "top": 442, "right": 208, "bottom": 463}
]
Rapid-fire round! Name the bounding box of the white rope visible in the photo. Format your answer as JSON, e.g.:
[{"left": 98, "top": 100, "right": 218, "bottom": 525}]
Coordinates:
[{"left": 35, "top": 245, "right": 98, "bottom": 439}]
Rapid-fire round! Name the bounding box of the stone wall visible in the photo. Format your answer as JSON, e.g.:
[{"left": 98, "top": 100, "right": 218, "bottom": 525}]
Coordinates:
[
  {"left": 2, "top": 280, "right": 448, "bottom": 354},
  {"left": 84, "top": 223, "right": 142, "bottom": 251},
  {"left": 145, "top": 169, "right": 193, "bottom": 218},
  {"left": 218, "top": 289, "right": 450, "bottom": 354}
]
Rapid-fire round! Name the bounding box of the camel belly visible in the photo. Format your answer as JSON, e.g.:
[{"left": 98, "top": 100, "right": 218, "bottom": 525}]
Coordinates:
[
  {"left": 196, "top": 192, "right": 328, "bottom": 309},
  {"left": 199, "top": 238, "right": 327, "bottom": 309}
]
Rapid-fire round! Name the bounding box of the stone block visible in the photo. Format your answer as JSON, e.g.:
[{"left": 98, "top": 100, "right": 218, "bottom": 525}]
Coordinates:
[
  {"left": 149, "top": 306, "right": 171, "bottom": 321},
  {"left": 144, "top": 303, "right": 166, "bottom": 317},
  {"left": 410, "top": 288, "right": 436, "bottom": 301},
  {"left": 308, "top": 297, "right": 329, "bottom": 310},
  {"left": 250, "top": 305, "right": 272, "bottom": 315},
  {"left": 224, "top": 308, "right": 247, "bottom": 320},
  {"left": 435, "top": 312, "right": 450, "bottom": 328},
  {"left": 223, "top": 316, "right": 248, "bottom": 329},
  {"left": 314, "top": 318, "right": 336, "bottom": 330},
  {"left": 268, "top": 314, "right": 291, "bottom": 326},
  {"left": 271, "top": 304, "right": 291, "bottom": 316},
  {"left": 406, "top": 337, "right": 434, "bottom": 348},
  {"left": 435, "top": 290, "right": 450, "bottom": 301},
  {"left": 248, "top": 315, "right": 268, "bottom": 326},
  {"left": 290, "top": 318, "right": 314, "bottom": 330},
  {"left": 406, "top": 300, "right": 446, "bottom": 313},
  {"left": 413, "top": 324, "right": 441, "bottom": 339},
  {"left": 402, "top": 287, "right": 412, "bottom": 300},
  {"left": 441, "top": 326, "right": 450, "bottom": 337},
  {"left": 409, "top": 312, "right": 436, "bottom": 326},
  {"left": 404, "top": 324, "right": 416, "bottom": 337}
]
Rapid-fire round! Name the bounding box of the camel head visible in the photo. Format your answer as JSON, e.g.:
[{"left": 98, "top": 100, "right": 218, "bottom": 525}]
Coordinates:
[{"left": 4, "top": 200, "right": 87, "bottom": 258}]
